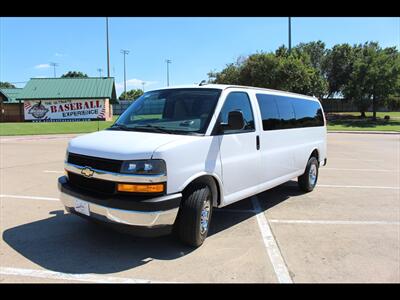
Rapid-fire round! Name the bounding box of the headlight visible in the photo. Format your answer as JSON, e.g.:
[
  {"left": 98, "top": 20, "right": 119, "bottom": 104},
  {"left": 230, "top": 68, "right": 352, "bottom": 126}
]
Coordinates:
[{"left": 120, "top": 159, "right": 166, "bottom": 175}]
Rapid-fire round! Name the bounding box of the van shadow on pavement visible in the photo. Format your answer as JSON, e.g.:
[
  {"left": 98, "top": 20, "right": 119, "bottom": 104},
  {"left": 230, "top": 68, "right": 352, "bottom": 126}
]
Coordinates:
[{"left": 2, "top": 181, "right": 303, "bottom": 275}]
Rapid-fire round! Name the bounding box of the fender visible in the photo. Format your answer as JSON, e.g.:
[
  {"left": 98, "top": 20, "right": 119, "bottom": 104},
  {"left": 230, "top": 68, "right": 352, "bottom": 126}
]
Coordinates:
[{"left": 178, "top": 171, "right": 224, "bottom": 207}]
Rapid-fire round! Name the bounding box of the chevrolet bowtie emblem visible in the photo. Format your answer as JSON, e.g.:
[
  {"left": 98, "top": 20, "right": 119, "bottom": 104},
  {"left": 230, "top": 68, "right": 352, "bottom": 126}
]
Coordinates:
[{"left": 81, "top": 167, "right": 94, "bottom": 178}]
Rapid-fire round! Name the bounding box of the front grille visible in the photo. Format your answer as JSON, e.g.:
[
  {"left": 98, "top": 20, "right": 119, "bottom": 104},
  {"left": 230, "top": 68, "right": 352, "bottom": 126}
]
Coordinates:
[
  {"left": 68, "top": 153, "right": 123, "bottom": 173},
  {"left": 68, "top": 172, "right": 116, "bottom": 194}
]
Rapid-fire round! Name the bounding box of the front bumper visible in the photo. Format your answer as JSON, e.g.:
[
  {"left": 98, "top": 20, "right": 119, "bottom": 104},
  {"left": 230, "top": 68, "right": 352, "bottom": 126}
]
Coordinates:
[{"left": 58, "top": 176, "right": 181, "bottom": 235}]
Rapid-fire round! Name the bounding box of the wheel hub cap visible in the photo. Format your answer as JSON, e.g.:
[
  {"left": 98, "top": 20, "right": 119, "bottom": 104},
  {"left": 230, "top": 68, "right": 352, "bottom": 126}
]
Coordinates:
[
  {"left": 200, "top": 199, "right": 211, "bottom": 235},
  {"left": 309, "top": 164, "right": 317, "bottom": 186}
]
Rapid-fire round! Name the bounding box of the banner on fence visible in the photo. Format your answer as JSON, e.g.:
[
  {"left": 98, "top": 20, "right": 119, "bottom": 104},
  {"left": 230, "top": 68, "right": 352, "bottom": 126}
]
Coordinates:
[{"left": 23, "top": 99, "right": 108, "bottom": 122}]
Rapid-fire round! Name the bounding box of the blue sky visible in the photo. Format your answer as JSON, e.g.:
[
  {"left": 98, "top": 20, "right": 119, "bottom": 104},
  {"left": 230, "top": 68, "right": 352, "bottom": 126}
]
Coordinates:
[{"left": 1, "top": 17, "right": 399, "bottom": 96}]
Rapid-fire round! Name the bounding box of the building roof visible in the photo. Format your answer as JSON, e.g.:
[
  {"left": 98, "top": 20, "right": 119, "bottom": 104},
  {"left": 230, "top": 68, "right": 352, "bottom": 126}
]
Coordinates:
[
  {"left": 17, "top": 77, "right": 116, "bottom": 100},
  {"left": 0, "top": 88, "right": 23, "bottom": 103}
]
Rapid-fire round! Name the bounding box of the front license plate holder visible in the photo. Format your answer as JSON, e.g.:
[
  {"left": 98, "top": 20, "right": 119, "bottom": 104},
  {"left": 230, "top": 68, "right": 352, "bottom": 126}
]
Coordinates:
[{"left": 74, "top": 199, "right": 90, "bottom": 216}]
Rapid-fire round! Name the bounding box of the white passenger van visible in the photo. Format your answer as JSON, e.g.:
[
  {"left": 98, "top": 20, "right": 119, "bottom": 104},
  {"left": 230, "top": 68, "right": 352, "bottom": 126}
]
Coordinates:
[{"left": 58, "top": 84, "right": 327, "bottom": 247}]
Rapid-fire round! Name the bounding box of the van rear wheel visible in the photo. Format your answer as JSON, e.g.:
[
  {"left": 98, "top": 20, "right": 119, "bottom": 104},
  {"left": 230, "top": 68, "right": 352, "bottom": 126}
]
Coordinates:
[
  {"left": 175, "top": 183, "right": 213, "bottom": 247},
  {"left": 298, "top": 156, "right": 319, "bottom": 192}
]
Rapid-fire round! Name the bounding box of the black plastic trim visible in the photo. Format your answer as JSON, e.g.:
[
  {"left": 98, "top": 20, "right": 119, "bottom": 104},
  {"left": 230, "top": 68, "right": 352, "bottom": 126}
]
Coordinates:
[{"left": 58, "top": 176, "right": 181, "bottom": 212}]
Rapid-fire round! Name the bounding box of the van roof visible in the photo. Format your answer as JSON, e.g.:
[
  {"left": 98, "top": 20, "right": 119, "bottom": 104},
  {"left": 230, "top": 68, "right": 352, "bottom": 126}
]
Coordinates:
[{"left": 154, "top": 84, "right": 318, "bottom": 101}]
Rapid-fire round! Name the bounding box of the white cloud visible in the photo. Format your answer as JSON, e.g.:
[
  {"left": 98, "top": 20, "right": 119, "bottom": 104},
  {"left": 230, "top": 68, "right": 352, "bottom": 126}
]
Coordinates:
[
  {"left": 34, "top": 63, "right": 51, "bottom": 69},
  {"left": 54, "top": 53, "right": 66, "bottom": 57},
  {"left": 116, "top": 78, "right": 158, "bottom": 94},
  {"left": 33, "top": 75, "right": 47, "bottom": 78}
]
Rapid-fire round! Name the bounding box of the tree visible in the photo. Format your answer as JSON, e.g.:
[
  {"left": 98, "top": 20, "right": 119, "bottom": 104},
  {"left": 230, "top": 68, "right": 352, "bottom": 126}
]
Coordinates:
[
  {"left": 292, "top": 41, "right": 327, "bottom": 73},
  {"left": 208, "top": 50, "right": 328, "bottom": 98},
  {"left": 343, "top": 42, "right": 400, "bottom": 119},
  {"left": 323, "top": 43, "right": 355, "bottom": 98},
  {"left": 0, "top": 82, "right": 16, "bottom": 89},
  {"left": 119, "top": 89, "right": 144, "bottom": 101},
  {"left": 208, "top": 63, "right": 241, "bottom": 85},
  {"left": 61, "top": 71, "right": 88, "bottom": 78}
]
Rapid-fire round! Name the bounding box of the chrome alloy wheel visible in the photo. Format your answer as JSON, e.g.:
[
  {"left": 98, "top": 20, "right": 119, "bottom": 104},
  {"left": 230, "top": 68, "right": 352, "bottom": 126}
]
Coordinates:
[
  {"left": 200, "top": 197, "right": 211, "bottom": 235},
  {"left": 309, "top": 163, "right": 317, "bottom": 186}
]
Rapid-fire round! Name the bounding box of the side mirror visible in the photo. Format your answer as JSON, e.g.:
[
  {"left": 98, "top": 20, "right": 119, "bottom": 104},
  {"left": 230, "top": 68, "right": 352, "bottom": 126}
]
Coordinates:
[{"left": 220, "top": 111, "right": 245, "bottom": 132}]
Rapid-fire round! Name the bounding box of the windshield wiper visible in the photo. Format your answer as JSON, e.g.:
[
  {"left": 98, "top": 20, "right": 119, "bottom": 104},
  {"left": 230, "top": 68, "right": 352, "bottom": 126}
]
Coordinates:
[
  {"left": 110, "top": 123, "right": 200, "bottom": 135},
  {"left": 131, "top": 124, "right": 174, "bottom": 134},
  {"left": 109, "top": 123, "right": 132, "bottom": 131}
]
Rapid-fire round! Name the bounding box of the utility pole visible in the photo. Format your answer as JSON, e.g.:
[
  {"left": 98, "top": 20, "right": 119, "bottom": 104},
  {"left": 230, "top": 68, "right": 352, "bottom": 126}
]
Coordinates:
[
  {"left": 97, "top": 68, "right": 103, "bottom": 77},
  {"left": 142, "top": 81, "right": 145, "bottom": 92},
  {"left": 106, "top": 17, "right": 110, "bottom": 78},
  {"left": 288, "top": 17, "right": 292, "bottom": 53},
  {"left": 49, "top": 62, "right": 58, "bottom": 78},
  {"left": 165, "top": 59, "right": 171, "bottom": 86},
  {"left": 120, "top": 49, "right": 130, "bottom": 99}
]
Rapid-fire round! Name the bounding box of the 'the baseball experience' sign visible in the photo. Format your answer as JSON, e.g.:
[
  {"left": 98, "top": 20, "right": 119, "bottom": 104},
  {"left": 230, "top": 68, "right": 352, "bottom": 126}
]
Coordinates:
[{"left": 24, "top": 99, "right": 107, "bottom": 121}]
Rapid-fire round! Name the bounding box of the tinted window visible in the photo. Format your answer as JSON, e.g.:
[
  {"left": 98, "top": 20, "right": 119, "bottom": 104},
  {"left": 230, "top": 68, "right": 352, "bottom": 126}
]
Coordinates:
[
  {"left": 292, "top": 99, "right": 324, "bottom": 127},
  {"left": 256, "top": 94, "right": 281, "bottom": 130},
  {"left": 256, "top": 93, "right": 324, "bottom": 130},
  {"left": 275, "top": 96, "right": 296, "bottom": 129},
  {"left": 218, "top": 92, "right": 255, "bottom": 133}
]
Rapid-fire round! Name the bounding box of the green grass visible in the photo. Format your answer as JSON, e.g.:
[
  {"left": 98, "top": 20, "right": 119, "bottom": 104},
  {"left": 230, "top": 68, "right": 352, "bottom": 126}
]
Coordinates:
[
  {"left": 330, "top": 112, "right": 400, "bottom": 119},
  {"left": 327, "top": 112, "right": 400, "bottom": 132},
  {"left": 0, "top": 116, "right": 119, "bottom": 136}
]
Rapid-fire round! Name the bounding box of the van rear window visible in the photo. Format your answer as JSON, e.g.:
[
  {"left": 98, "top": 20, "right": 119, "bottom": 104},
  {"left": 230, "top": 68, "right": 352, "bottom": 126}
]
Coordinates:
[{"left": 256, "top": 94, "right": 324, "bottom": 130}]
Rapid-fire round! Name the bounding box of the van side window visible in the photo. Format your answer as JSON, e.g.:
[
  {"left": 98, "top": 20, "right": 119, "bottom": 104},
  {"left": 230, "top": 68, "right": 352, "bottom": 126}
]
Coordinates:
[
  {"left": 292, "top": 99, "right": 324, "bottom": 127},
  {"left": 256, "top": 94, "right": 281, "bottom": 130},
  {"left": 275, "top": 96, "right": 296, "bottom": 129},
  {"left": 256, "top": 93, "right": 324, "bottom": 130},
  {"left": 218, "top": 92, "right": 255, "bottom": 133}
]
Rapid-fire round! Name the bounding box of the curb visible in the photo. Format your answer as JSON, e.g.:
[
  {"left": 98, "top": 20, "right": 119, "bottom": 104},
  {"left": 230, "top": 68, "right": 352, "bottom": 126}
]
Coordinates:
[
  {"left": 328, "top": 131, "right": 399, "bottom": 135},
  {"left": 0, "top": 133, "right": 82, "bottom": 141}
]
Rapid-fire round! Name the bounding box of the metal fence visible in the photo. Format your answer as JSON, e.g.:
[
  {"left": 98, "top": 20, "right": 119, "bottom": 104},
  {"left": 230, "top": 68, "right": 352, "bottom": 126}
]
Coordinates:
[
  {"left": 112, "top": 99, "right": 165, "bottom": 116},
  {"left": 112, "top": 101, "right": 132, "bottom": 115},
  {"left": 320, "top": 98, "right": 389, "bottom": 113}
]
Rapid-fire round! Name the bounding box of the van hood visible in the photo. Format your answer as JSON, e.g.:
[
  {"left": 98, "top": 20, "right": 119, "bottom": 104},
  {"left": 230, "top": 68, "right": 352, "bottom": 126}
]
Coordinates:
[{"left": 68, "top": 129, "right": 190, "bottom": 160}]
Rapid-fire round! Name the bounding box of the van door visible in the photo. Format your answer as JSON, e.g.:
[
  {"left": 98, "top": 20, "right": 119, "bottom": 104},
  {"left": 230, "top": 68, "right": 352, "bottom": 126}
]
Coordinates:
[
  {"left": 255, "top": 94, "right": 298, "bottom": 187},
  {"left": 216, "top": 91, "right": 262, "bottom": 205}
]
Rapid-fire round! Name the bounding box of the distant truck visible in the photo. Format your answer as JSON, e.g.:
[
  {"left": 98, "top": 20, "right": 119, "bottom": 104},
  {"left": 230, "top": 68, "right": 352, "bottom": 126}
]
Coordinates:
[{"left": 58, "top": 84, "right": 327, "bottom": 247}]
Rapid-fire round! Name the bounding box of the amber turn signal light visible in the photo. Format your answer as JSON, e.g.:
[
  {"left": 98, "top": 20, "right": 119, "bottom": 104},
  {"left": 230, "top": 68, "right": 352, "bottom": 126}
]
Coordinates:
[{"left": 117, "top": 183, "right": 164, "bottom": 193}]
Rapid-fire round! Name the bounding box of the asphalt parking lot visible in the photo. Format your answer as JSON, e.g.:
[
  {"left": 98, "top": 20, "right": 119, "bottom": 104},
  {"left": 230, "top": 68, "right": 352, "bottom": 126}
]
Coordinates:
[{"left": 0, "top": 132, "right": 399, "bottom": 283}]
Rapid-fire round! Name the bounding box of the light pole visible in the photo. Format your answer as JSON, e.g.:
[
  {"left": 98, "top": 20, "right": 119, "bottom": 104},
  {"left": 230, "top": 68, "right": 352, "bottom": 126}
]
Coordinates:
[
  {"left": 165, "top": 59, "right": 171, "bottom": 86},
  {"left": 120, "top": 49, "right": 130, "bottom": 99},
  {"left": 288, "top": 17, "right": 292, "bottom": 53},
  {"left": 106, "top": 17, "right": 110, "bottom": 78},
  {"left": 97, "top": 68, "right": 103, "bottom": 77},
  {"left": 50, "top": 62, "right": 58, "bottom": 78},
  {"left": 142, "top": 81, "right": 145, "bottom": 92}
]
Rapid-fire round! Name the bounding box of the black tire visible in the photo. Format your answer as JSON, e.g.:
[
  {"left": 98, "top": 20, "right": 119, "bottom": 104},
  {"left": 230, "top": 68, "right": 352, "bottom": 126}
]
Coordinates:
[
  {"left": 175, "top": 183, "right": 213, "bottom": 247},
  {"left": 298, "top": 156, "right": 319, "bottom": 192}
]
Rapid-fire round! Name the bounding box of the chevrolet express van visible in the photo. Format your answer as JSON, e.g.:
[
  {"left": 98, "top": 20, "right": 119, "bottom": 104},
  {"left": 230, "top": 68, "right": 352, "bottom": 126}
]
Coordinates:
[{"left": 58, "top": 84, "right": 327, "bottom": 247}]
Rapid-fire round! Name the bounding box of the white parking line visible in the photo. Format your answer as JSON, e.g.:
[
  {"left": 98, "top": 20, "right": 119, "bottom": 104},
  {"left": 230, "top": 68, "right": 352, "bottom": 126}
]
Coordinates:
[
  {"left": 317, "top": 184, "right": 400, "bottom": 190},
  {"left": 0, "top": 194, "right": 59, "bottom": 201},
  {"left": 251, "top": 196, "right": 292, "bottom": 284},
  {"left": 322, "top": 168, "right": 397, "bottom": 172},
  {"left": 269, "top": 220, "right": 400, "bottom": 225},
  {"left": 0, "top": 267, "right": 170, "bottom": 283},
  {"left": 43, "top": 170, "right": 64, "bottom": 174}
]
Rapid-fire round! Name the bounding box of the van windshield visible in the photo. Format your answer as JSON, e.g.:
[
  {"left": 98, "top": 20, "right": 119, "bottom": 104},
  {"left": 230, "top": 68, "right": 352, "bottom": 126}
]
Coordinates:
[{"left": 110, "top": 88, "right": 222, "bottom": 135}]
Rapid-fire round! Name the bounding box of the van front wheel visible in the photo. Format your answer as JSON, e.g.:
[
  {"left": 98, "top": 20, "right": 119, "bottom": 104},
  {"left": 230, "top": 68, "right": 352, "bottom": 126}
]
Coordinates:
[
  {"left": 298, "top": 156, "right": 319, "bottom": 192},
  {"left": 176, "top": 184, "right": 213, "bottom": 247}
]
